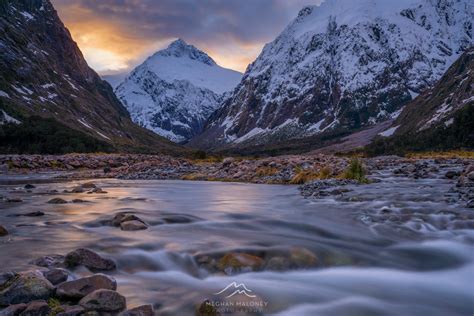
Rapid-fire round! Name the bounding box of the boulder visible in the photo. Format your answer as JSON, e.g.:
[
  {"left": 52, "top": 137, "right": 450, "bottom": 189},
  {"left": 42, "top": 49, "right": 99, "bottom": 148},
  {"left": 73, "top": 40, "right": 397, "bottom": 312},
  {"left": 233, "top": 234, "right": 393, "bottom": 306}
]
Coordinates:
[
  {"left": 289, "top": 247, "right": 319, "bottom": 268},
  {"left": 264, "top": 257, "right": 291, "bottom": 271},
  {"left": 0, "top": 271, "right": 54, "bottom": 306},
  {"left": 217, "top": 253, "right": 264, "bottom": 274},
  {"left": 120, "top": 221, "right": 148, "bottom": 231},
  {"left": 111, "top": 213, "right": 145, "bottom": 227},
  {"left": 0, "top": 303, "right": 27, "bottom": 316},
  {"left": 30, "top": 255, "right": 65, "bottom": 268},
  {"left": 56, "top": 305, "right": 84, "bottom": 316},
  {"left": 24, "top": 184, "right": 35, "bottom": 190},
  {"left": 467, "top": 171, "right": 474, "bottom": 181},
  {"left": 56, "top": 274, "right": 117, "bottom": 299},
  {"left": 6, "top": 198, "right": 22, "bottom": 203},
  {"left": 445, "top": 171, "right": 460, "bottom": 179},
  {"left": 47, "top": 198, "right": 68, "bottom": 204},
  {"left": 81, "top": 182, "right": 96, "bottom": 189},
  {"left": 42, "top": 268, "right": 68, "bottom": 285},
  {"left": 64, "top": 248, "right": 116, "bottom": 271},
  {"left": 0, "top": 225, "right": 8, "bottom": 237},
  {"left": 121, "top": 304, "right": 154, "bottom": 316},
  {"left": 79, "top": 290, "right": 126, "bottom": 313},
  {"left": 19, "top": 301, "right": 50, "bottom": 316}
]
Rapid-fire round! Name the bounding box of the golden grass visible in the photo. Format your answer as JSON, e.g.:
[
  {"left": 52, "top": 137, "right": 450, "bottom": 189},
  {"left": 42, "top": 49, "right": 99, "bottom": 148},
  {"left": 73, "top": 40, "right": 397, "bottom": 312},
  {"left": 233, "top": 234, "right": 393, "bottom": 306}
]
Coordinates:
[
  {"left": 405, "top": 150, "right": 474, "bottom": 159},
  {"left": 289, "top": 166, "right": 334, "bottom": 184},
  {"left": 255, "top": 166, "right": 279, "bottom": 177}
]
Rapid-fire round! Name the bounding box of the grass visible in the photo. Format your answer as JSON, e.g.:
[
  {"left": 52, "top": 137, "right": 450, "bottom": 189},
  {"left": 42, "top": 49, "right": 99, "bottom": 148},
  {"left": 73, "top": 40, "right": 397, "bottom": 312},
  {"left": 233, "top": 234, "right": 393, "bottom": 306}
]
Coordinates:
[
  {"left": 339, "top": 159, "right": 369, "bottom": 183},
  {"left": 48, "top": 298, "right": 65, "bottom": 316},
  {"left": 289, "top": 166, "right": 333, "bottom": 184},
  {"left": 255, "top": 166, "right": 279, "bottom": 177}
]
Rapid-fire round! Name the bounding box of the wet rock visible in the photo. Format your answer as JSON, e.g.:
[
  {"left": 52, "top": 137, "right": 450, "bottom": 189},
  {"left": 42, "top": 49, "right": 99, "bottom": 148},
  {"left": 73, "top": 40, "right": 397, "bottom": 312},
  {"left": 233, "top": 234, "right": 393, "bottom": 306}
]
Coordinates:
[
  {"left": 0, "top": 271, "right": 54, "bottom": 306},
  {"left": 56, "top": 274, "right": 117, "bottom": 299},
  {"left": 217, "top": 253, "right": 264, "bottom": 274},
  {"left": 0, "top": 303, "right": 27, "bottom": 316},
  {"left": 111, "top": 213, "right": 145, "bottom": 227},
  {"left": 264, "top": 257, "right": 291, "bottom": 271},
  {"left": 56, "top": 305, "right": 84, "bottom": 316},
  {"left": 289, "top": 247, "right": 319, "bottom": 268},
  {"left": 30, "top": 255, "right": 65, "bottom": 268},
  {"left": 161, "top": 215, "right": 197, "bottom": 224},
  {"left": 121, "top": 304, "right": 154, "bottom": 316},
  {"left": 47, "top": 198, "right": 68, "bottom": 204},
  {"left": 20, "top": 301, "right": 50, "bottom": 316},
  {"left": 70, "top": 187, "right": 85, "bottom": 194},
  {"left": 120, "top": 220, "right": 148, "bottom": 231},
  {"left": 79, "top": 289, "right": 126, "bottom": 313},
  {"left": 6, "top": 198, "right": 22, "bottom": 203},
  {"left": 467, "top": 200, "right": 474, "bottom": 208},
  {"left": 20, "top": 211, "right": 44, "bottom": 217},
  {"left": 196, "top": 300, "right": 219, "bottom": 316},
  {"left": 24, "top": 184, "right": 35, "bottom": 190},
  {"left": 71, "top": 199, "right": 87, "bottom": 204},
  {"left": 445, "top": 171, "right": 460, "bottom": 179},
  {"left": 0, "top": 225, "right": 8, "bottom": 237},
  {"left": 89, "top": 188, "right": 107, "bottom": 194},
  {"left": 467, "top": 171, "right": 474, "bottom": 181},
  {"left": 42, "top": 268, "right": 68, "bottom": 285},
  {"left": 81, "top": 182, "right": 96, "bottom": 189},
  {"left": 64, "top": 248, "right": 116, "bottom": 271}
]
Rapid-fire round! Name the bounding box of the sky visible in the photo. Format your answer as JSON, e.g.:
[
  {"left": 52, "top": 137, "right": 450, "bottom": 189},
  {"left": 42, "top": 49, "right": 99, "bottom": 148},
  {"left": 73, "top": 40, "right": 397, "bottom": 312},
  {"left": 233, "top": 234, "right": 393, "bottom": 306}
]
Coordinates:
[{"left": 52, "top": 0, "right": 323, "bottom": 75}]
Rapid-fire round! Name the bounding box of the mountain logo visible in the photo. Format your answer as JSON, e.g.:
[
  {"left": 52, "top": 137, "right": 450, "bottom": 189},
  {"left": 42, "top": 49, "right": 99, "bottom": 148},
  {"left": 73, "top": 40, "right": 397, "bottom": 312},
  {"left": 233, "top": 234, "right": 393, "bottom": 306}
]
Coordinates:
[{"left": 214, "top": 282, "right": 257, "bottom": 298}]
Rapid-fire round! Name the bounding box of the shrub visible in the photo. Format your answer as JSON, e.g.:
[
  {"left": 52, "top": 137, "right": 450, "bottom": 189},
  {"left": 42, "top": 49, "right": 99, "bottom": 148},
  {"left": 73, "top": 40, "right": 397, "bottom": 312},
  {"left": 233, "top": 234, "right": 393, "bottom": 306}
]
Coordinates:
[{"left": 340, "top": 159, "right": 369, "bottom": 183}]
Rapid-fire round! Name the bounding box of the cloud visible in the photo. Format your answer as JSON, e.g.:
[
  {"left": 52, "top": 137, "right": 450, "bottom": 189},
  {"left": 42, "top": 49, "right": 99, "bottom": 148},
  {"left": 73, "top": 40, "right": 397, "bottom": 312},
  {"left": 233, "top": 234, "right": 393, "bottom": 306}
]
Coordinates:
[{"left": 52, "top": 0, "right": 322, "bottom": 73}]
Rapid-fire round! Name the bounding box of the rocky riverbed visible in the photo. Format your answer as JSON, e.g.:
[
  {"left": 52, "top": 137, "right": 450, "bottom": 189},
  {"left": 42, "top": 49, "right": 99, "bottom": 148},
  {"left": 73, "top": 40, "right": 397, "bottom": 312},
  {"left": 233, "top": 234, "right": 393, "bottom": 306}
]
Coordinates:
[{"left": 0, "top": 154, "right": 473, "bottom": 315}]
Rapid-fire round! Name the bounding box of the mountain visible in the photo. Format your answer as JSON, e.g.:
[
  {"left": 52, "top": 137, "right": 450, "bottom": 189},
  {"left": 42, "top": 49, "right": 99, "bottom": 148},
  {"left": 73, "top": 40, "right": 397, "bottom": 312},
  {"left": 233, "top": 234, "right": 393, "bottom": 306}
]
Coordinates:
[
  {"left": 191, "top": 0, "right": 472, "bottom": 150},
  {"left": 115, "top": 39, "right": 242, "bottom": 143},
  {"left": 103, "top": 73, "right": 127, "bottom": 89},
  {"left": 366, "top": 47, "right": 473, "bottom": 155},
  {"left": 0, "top": 0, "right": 184, "bottom": 154}
]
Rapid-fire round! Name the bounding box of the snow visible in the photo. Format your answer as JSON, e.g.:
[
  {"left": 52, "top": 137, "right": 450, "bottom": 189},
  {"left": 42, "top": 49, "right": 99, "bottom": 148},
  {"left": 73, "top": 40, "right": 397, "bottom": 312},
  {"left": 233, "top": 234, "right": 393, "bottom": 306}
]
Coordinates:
[
  {"left": 0, "top": 110, "right": 20, "bottom": 125},
  {"left": 308, "top": 119, "right": 326, "bottom": 132},
  {"left": 0, "top": 90, "right": 10, "bottom": 98},
  {"left": 41, "top": 83, "right": 55, "bottom": 89},
  {"left": 408, "top": 90, "right": 419, "bottom": 100},
  {"left": 19, "top": 11, "right": 34, "bottom": 21},
  {"left": 12, "top": 85, "right": 33, "bottom": 95},
  {"left": 379, "top": 125, "right": 400, "bottom": 137},
  {"left": 234, "top": 127, "right": 271, "bottom": 143},
  {"left": 444, "top": 118, "right": 454, "bottom": 127},
  {"left": 78, "top": 119, "right": 93, "bottom": 129},
  {"left": 96, "top": 131, "right": 111, "bottom": 140}
]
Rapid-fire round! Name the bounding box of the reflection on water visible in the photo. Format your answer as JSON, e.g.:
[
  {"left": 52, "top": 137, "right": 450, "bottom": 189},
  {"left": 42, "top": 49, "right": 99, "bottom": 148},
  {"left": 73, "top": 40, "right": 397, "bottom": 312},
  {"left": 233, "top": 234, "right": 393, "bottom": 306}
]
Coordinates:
[{"left": 0, "top": 178, "right": 473, "bottom": 315}]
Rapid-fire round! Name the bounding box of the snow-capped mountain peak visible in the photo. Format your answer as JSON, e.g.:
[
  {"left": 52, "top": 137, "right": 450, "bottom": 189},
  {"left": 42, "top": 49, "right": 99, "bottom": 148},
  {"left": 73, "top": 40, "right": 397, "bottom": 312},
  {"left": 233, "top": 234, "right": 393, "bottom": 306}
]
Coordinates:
[{"left": 115, "top": 39, "right": 242, "bottom": 142}]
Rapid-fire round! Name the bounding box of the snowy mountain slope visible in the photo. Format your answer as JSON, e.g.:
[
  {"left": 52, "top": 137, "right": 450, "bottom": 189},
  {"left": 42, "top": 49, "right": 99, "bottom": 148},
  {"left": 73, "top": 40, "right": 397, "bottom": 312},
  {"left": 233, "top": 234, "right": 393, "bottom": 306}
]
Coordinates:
[
  {"left": 190, "top": 0, "right": 473, "bottom": 149},
  {"left": 115, "top": 39, "right": 242, "bottom": 142}
]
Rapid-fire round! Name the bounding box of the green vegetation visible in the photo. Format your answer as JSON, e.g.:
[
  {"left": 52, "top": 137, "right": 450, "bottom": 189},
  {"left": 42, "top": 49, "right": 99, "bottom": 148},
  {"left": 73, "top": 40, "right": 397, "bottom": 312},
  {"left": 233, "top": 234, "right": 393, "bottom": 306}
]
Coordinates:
[
  {"left": 0, "top": 116, "right": 112, "bottom": 154},
  {"left": 340, "top": 159, "right": 369, "bottom": 183},
  {"left": 48, "top": 298, "right": 65, "bottom": 316},
  {"left": 365, "top": 105, "right": 474, "bottom": 156}
]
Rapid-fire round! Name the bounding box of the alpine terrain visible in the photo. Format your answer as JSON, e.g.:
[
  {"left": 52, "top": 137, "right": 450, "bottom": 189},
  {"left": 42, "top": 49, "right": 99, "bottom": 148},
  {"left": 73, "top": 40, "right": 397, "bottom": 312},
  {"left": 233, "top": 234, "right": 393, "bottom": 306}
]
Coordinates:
[
  {"left": 0, "top": 0, "right": 183, "bottom": 154},
  {"left": 115, "top": 39, "right": 242, "bottom": 143},
  {"left": 191, "top": 0, "right": 473, "bottom": 150}
]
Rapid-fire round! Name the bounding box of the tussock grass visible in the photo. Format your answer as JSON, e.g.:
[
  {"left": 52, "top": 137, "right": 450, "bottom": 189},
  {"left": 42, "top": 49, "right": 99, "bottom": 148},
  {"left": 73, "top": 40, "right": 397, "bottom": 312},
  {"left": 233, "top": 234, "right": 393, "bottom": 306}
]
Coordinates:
[
  {"left": 339, "top": 159, "right": 369, "bottom": 183},
  {"left": 290, "top": 166, "right": 333, "bottom": 184},
  {"left": 255, "top": 166, "right": 279, "bottom": 177}
]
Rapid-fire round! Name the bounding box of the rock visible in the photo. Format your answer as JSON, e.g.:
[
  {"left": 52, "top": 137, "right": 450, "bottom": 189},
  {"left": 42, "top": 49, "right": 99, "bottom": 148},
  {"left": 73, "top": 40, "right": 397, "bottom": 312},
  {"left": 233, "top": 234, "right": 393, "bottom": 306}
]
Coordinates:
[
  {"left": 47, "top": 198, "right": 68, "bottom": 204},
  {"left": 90, "top": 188, "right": 107, "bottom": 194},
  {"left": 42, "top": 268, "right": 68, "bottom": 285},
  {"left": 0, "top": 225, "right": 8, "bottom": 237},
  {"left": 64, "top": 248, "right": 116, "bottom": 271},
  {"left": 467, "top": 171, "right": 474, "bottom": 181},
  {"left": 71, "top": 199, "right": 87, "bottom": 204},
  {"left": 222, "top": 157, "right": 235, "bottom": 167},
  {"left": 121, "top": 304, "right": 154, "bottom": 316},
  {"left": 445, "top": 171, "right": 460, "bottom": 179},
  {"left": 79, "top": 290, "right": 126, "bottom": 313},
  {"left": 217, "top": 253, "right": 264, "bottom": 274},
  {"left": 81, "top": 182, "right": 96, "bottom": 189},
  {"left": 0, "top": 303, "right": 27, "bottom": 316},
  {"left": 161, "top": 215, "right": 196, "bottom": 224},
  {"left": 70, "top": 187, "right": 85, "bottom": 193},
  {"left": 21, "top": 211, "right": 44, "bottom": 217},
  {"left": 196, "top": 300, "right": 219, "bottom": 316},
  {"left": 19, "top": 301, "right": 50, "bottom": 316},
  {"left": 6, "top": 198, "right": 22, "bottom": 203},
  {"left": 56, "top": 306, "right": 84, "bottom": 316},
  {"left": 24, "top": 184, "right": 35, "bottom": 190},
  {"left": 111, "top": 213, "right": 145, "bottom": 227},
  {"left": 467, "top": 200, "right": 474, "bottom": 208},
  {"left": 289, "top": 247, "right": 319, "bottom": 268},
  {"left": 56, "top": 274, "right": 117, "bottom": 299},
  {"left": 120, "top": 220, "right": 148, "bottom": 231},
  {"left": 264, "top": 257, "right": 291, "bottom": 271},
  {"left": 30, "top": 255, "right": 65, "bottom": 268},
  {"left": 0, "top": 271, "right": 54, "bottom": 306}
]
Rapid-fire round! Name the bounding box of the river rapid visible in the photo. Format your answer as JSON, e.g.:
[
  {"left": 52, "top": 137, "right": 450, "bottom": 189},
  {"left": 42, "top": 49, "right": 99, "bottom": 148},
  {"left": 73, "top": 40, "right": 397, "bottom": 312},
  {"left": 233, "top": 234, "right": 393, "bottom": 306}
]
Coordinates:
[{"left": 0, "top": 170, "right": 473, "bottom": 315}]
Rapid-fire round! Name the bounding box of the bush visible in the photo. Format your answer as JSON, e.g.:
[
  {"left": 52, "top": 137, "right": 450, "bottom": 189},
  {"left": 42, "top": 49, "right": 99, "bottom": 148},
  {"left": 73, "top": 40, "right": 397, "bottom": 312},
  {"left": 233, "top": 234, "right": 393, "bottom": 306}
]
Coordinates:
[{"left": 340, "top": 159, "right": 369, "bottom": 183}]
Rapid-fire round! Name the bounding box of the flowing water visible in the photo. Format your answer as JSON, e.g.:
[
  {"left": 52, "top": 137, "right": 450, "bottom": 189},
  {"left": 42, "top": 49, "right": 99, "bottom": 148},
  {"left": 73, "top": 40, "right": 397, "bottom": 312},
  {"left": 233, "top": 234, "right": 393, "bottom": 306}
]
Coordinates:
[{"left": 0, "top": 172, "right": 473, "bottom": 315}]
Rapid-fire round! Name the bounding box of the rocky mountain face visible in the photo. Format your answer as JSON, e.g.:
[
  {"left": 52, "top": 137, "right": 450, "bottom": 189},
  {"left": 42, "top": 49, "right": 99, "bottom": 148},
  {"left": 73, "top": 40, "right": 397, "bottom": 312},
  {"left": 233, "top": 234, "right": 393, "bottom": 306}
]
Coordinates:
[
  {"left": 0, "top": 0, "right": 183, "bottom": 154},
  {"left": 191, "top": 0, "right": 473, "bottom": 149},
  {"left": 367, "top": 47, "right": 473, "bottom": 154},
  {"left": 115, "top": 39, "right": 242, "bottom": 143}
]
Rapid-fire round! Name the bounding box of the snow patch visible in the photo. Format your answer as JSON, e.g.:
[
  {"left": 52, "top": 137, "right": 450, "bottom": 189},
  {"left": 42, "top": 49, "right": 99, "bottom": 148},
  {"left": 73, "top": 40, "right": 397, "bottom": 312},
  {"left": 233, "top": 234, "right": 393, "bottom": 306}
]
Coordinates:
[
  {"left": 379, "top": 125, "right": 400, "bottom": 137},
  {"left": 0, "top": 90, "right": 10, "bottom": 99},
  {"left": 0, "top": 110, "right": 21, "bottom": 125}
]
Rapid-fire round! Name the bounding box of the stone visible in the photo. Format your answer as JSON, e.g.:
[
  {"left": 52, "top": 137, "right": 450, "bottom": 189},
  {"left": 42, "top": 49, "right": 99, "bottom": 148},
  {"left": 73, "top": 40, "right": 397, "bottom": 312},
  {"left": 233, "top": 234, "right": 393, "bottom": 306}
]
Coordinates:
[
  {"left": 56, "top": 274, "right": 117, "bottom": 299},
  {"left": 56, "top": 306, "right": 84, "bottom": 316},
  {"left": 0, "top": 271, "right": 54, "bottom": 306},
  {"left": 90, "top": 188, "right": 107, "bottom": 194},
  {"left": 121, "top": 304, "right": 154, "bottom": 316},
  {"left": 24, "top": 184, "right": 35, "bottom": 190},
  {"left": 71, "top": 199, "right": 87, "bottom": 204},
  {"left": 289, "top": 247, "right": 319, "bottom": 268},
  {"left": 81, "top": 182, "right": 96, "bottom": 189},
  {"left": 21, "top": 211, "right": 44, "bottom": 217},
  {"left": 0, "top": 303, "right": 27, "bottom": 316},
  {"left": 217, "top": 253, "right": 264, "bottom": 274},
  {"left": 6, "top": 198, "right": 22, "bottom": 203},
  {"left": 47, "top": 198, "right": 68, "bottom": 204},
  {"left": 79, "top": 290, "right": 126, "bottom": 313},
  {"left": 467, "top": 171, "right": 474, "bottom": 181},
  {"left": 30, "top": 255, "right": 65, "bottom": 268},
  {"left": 445, "top": 171, "right": 460, "bottom": 179},
  {"left": 111, "top": 213, "right": 145, "bottom": 227},
  {"left": 264, "top": 257, "right": 291, "bottom": 271},
  {"left": 467, "top": 200, "right": 474, "bottom": 208},
  {"left": 0, "top": 225, "right": 8, "bottom": 237},
  {"left": 71, "top": 187, "right": 85, "bottom": 193},
  {"left": 42, "top": 268, "right": 68, "bottom": 285},
  {"left": 120, "top": 220, "right": 148, "bottom": 231},
  {"left": 222, "top": 157, "right": 235, "bottom": 167},
  {"left": 64, "top": 248, "right": 116, "bottom": 271},
  {"left": 19, "top": 301, "right": 50, "bottom": 316}
]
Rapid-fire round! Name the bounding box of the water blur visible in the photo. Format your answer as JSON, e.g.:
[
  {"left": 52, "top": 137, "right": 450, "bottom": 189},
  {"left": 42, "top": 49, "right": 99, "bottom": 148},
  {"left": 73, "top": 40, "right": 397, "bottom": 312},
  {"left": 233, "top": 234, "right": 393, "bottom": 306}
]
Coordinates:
[{"left": 0, "top": 174, "right": 473, "bottom": 315}]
